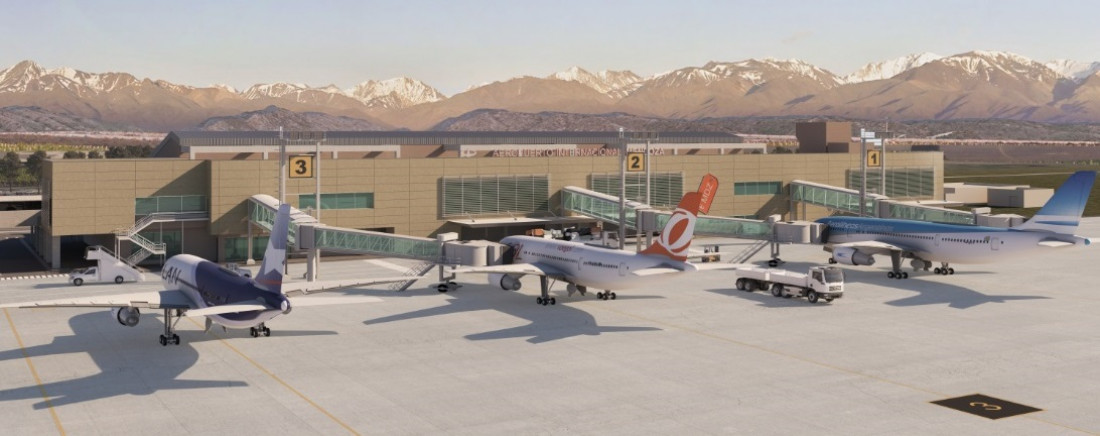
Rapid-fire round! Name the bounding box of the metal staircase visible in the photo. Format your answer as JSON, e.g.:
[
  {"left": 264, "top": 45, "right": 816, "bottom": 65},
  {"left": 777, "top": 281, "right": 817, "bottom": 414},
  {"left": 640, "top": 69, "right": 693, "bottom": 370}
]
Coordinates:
[
  {"left": 728, "top": 239, "right": 770, "bottom": 264},
  {"left": 114, "top": 212, "right": 210, "bottom": 267},
  {"left": 388, "top": 260, "right": 438, "bottom": 292}
]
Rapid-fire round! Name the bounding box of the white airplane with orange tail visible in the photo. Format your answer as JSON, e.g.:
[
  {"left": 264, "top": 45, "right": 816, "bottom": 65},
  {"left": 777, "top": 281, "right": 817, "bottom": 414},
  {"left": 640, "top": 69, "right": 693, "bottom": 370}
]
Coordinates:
[{"left": 444, "top": 173, "right": 747, "bottom": 305}]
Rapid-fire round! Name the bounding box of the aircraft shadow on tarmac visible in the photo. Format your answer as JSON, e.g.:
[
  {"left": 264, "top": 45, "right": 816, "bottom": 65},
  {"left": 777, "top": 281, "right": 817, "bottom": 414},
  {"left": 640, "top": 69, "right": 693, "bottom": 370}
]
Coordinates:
[
  {"left": 355, "top": 284, "right": 661, "bottom": 344},
  {"left": 711, "top": 260, "right": 1048, "bottom": 309},
  {"left": 0, "top": 312, "right": 336, "bottom": 409}
]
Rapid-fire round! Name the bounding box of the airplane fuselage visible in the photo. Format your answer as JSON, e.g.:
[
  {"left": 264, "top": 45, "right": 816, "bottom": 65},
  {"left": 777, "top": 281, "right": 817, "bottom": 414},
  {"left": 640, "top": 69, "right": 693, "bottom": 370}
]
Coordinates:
[
  {"left": 501, "top": 235, "right": 692, "bottom": 290},
  {"left": 161, "top": 254, "right": 287, "bottom": 328},
  {"left": 819, "top": 217, "right": 1085, "bottom": 264}
]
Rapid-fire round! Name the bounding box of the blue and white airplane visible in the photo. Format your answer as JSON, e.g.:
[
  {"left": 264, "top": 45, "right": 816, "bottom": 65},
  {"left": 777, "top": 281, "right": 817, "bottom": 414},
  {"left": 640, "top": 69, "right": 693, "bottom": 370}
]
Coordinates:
[
  {"left": 816, "top": 170, "right": 1096, "bottom": 279},
  {"left": 1, "top": 203, "right": 415, "bottom": 346}
]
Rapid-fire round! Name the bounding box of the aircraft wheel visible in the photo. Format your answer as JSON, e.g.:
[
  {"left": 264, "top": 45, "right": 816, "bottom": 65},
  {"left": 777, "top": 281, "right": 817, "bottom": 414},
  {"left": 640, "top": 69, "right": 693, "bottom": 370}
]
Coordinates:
[
  {"left": 549, "top": 297, "right": 556, "bottom": 305},
  {"left": 596, "top": 292, "right": 604, "bottom": 300},
  {"left": 828, "top": 258, "right": 837, "bottom": 264},
  {"left": 249, "top": 327, "right": 258, "bottom": 337},
  {"left": 609, "top": 293, "right": 616, "bottom": 300},
  {"left": 948, "top": 268, "right": 955, "bottom": 275},
  {"left": 806, "top": 290, "right": 819, "bottom": 304},
  {"left": 437, "top": 283, "right": 448, "bottom": 293},
  {"left": 172, "top": 334, "right": 181, "bottom": 345},
  {"left": 768, "top": 259, "right": 779, "bottom": 267},
  {"left": 536, "top": 297, "right": 544, "bottom": 305},
  {"left": 887, "top": 271, "right": 896, "bottom": 279},
  {"left": 263, "top": 327, "right": 271, "bottom": 337},
  {"left": 73, "top": 278, "right": 83, "bottom": 286},
  {"left": 934, "top": 267, "right": 942, "bottom": 274},
  {"left": 159, "top": 335, "right": 167, "bottom": 346},
  {"left": 902, "top": 272, "right": 909, "bottom": 279},
  {"left": 770, "top": 284, "right": 783, "bottom": 298}
]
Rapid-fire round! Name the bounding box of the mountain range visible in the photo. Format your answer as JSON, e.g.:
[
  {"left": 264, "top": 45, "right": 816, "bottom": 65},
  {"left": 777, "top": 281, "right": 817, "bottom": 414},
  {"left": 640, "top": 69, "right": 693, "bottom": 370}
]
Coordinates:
[{"left": 2, "top": 50, "right": 1100, "bottom": 132}]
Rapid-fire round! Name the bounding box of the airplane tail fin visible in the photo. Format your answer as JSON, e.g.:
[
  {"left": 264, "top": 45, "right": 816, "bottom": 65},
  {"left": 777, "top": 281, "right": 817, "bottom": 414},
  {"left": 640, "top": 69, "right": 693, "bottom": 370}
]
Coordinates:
[
  {"left": 1014, "top": 170, "right": 1096, "bottom": 234},
  {"left": 255, "top": 203, "right": 290, "bottom": 294},
  {"left": 641, "top": 173, "right": 719, "bottom": 261}
]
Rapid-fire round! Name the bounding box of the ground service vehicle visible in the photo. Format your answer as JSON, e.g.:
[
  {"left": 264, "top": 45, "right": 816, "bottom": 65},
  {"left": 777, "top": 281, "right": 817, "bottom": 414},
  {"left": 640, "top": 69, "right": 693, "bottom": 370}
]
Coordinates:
[
  {"left": 68, "top": 246, "right": 144, "bottom": 286},
  {"left": 734, "top": 266, "right": 845, "bottom": 303}
]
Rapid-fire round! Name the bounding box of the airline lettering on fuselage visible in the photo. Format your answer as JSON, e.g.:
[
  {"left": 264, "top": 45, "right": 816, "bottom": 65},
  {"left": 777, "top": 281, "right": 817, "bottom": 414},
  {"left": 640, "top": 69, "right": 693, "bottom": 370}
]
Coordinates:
[
  {"left": 830, "top": 221, "right": 893, "bottom": 234},
  {"left": 162, "top": 265, "right": 182, "bottom": 285}
]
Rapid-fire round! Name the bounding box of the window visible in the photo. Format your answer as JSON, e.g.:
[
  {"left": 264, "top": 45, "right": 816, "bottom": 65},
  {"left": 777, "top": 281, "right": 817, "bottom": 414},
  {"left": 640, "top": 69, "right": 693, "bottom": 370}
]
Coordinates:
[
  {"left": 223, "top": 236, "right": 269, "bottom": 262},
  {"left": 135, "top": 195, "right": 208, "bottom": 215},
  {"left": 734, "top": 181, "right": 782, "bottom": 196},
  {"left": 299, "top": 193, "right": 374, "bottom": 210},
  {"left": 441, "top": 175, "right": 549, "bottom": 217},
  {"left": 847, "top": 168, "right": 934, "bottom": 198},
  {"left": 590, "top": 172, "right": 683, "bottom": 207}
]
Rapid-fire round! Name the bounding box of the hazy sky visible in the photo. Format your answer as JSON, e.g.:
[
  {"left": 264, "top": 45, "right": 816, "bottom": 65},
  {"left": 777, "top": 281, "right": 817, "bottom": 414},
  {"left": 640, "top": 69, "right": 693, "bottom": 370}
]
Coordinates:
[{"left": 3, "top": 0, "right": 1097, "bottom": 95}]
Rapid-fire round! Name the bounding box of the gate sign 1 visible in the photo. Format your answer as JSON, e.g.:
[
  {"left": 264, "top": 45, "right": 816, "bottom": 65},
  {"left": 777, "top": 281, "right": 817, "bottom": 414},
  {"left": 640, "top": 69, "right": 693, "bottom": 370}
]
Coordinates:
[
  {"left": 289, "top": 155, "right": 314, "bottom": 178},
  {"left": 866, "top": 150, "right": 881, "bottom": 167},
  {"left": 626, "top": 152, "right": 646, "bottom": 172}
]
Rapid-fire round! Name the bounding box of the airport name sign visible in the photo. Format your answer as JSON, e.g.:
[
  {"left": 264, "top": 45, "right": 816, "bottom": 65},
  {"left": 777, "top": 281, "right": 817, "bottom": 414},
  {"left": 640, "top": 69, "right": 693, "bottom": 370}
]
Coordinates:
[{"left": 489, "top": 148, "right": 666, "bottom": 158}]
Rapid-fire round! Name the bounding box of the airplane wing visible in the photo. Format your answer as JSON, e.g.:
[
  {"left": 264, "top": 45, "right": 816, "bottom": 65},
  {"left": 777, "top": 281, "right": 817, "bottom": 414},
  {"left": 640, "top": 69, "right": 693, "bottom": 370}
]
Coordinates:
[
  {"left": 0, "top": 290, "right": 195, "bottom": 310},
  {"left": 185, "top": 304, "right": 268, "bottom": 317},
  {"left": 690, "top": 262, "right": 757, "bottom": 271},
  {"left": 281, "top": 276, "right": 420, "bottom": 297},
  {"left": 451, "top": 263, "right": 567, "bottom": 278}
]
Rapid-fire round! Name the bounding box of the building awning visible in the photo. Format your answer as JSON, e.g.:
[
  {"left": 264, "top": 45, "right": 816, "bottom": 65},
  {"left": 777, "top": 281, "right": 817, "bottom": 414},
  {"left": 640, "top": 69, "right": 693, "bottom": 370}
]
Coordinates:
[{"left": 448, "top": 216, "right": 597, "bottom": 228}]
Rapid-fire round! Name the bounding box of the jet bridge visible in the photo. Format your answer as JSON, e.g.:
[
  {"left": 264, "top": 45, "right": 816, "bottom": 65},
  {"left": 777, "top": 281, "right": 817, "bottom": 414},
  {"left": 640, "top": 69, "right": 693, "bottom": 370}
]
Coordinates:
[
  {"left": 789, "top": 180, "right": 975, "bottom": 224},
  {"left": 248, "top": 195, "right": 441, "bottom": 285}
]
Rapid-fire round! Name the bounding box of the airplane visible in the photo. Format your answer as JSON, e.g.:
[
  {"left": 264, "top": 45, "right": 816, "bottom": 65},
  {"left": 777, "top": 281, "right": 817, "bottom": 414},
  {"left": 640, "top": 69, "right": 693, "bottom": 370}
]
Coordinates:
[
  {"left": 1, "top": 203, "right": 417, "bottom": 346},
  {"left": 440, "top": 173, "right": 748, "bottom": 305},
  {"left": 816, "top": 170, "right": 1096, "bottom": 279}
]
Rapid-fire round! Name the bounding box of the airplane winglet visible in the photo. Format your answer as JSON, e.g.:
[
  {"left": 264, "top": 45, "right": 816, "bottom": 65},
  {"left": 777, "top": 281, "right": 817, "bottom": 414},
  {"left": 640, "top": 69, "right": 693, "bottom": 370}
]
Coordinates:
[{"left": 641, "top": 173, "right": 719, "bottom": 261}]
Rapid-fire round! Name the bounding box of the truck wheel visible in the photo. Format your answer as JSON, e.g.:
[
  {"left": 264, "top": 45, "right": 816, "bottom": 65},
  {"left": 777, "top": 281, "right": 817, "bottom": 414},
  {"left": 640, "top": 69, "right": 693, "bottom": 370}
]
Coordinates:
[
  {"left": 735, "top": 278, "right": 746, "bottom": 291},
  {"left": 770, "top": 283, "right": 782, "bottom": 297},
  {"left": 114, "top": 276, "right": 124, "bottom": 284},
  {"left": 73, "top": 278, "right": 83, "bottom": 286},
  {"left": 806, "top": 291, "right": 819, "bottom": 304}
]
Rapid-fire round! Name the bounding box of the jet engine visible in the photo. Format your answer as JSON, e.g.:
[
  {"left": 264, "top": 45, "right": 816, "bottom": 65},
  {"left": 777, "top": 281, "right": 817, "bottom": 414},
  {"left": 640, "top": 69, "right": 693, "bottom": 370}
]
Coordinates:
[
  {"left": 831, "top": 246, "right": 875, "bottom": 266},
  {"left": 111, "top": 307, "right": 141, "bottom": 327},
  {"left": 488, "top": 273, "right": 522, "bottom": 291}
]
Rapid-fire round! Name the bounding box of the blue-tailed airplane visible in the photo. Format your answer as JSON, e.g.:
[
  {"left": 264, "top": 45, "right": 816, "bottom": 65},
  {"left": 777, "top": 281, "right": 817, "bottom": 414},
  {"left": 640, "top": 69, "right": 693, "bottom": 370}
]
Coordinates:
[
  {"left": 1, "top": 203, "right": 416, "bottom": 346},
  {"left": 816, "top": 171, "right": 1095, "bottom": 279}
]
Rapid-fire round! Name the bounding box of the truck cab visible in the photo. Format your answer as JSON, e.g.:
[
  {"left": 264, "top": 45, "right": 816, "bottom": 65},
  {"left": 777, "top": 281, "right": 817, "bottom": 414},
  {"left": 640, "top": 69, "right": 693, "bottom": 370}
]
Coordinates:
[{"left": 806, "top": 266, "right": 845, "bottom": 302}]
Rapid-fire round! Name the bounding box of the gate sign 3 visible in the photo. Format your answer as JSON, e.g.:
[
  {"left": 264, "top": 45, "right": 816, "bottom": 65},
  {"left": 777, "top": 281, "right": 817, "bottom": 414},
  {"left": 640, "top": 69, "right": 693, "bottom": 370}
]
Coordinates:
[
  {"left": 626, "top": 152, "right": 646, "bottom": 172},
  {"left": 866, "top": 150, "right": 881, "bottom": 167},
  {"left": 289, "top": 155, "right": 314, "bottom": 178}
]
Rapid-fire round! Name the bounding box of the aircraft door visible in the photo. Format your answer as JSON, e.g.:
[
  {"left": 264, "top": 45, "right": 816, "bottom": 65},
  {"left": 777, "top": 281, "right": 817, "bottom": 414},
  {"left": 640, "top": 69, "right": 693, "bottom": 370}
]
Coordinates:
[
  {"left": 991, "top": 237, "right": 1000, "bottom": 251},
  {"left": 934, "top": 234, "right": 941, "bottom": 247},
  {"left": 619, "top": 262, "right": 627, "bottom": 277}
]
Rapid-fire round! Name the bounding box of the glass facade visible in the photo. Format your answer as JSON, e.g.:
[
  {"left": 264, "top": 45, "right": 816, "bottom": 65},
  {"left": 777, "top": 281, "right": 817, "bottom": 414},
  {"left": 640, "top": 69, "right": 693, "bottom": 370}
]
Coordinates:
[
  {"left": 299, "top": 192, "right": 374, "bottom": 210},
  {"left": 223, "top": 236, "right": 270, "bottom": 262},
  {"left": 135, "top": 195, "right": 207, "bottom": 215},
  {"left": 441, "top": 175, "right": 549, "bottom": 217},
  {"left": 590, "top": 172, "right": 683, "bottom": 207},
  {"left": 888, "top": 203, "right": 975, "bottom": 225},
  {"left": 734, "top": 181, "right": 782, "bottom": 196},
  {"left": 790, "top": 183, "right": 876, "bottom": 215},
  {"left": 137, "top": 230, "right": 182, "bottom": 257},
  {"left": 847, "top": 168, "right": 934, "bottom": 198},
  {"left": 562, "top": 190, "right": 639, "bottom": 229}
]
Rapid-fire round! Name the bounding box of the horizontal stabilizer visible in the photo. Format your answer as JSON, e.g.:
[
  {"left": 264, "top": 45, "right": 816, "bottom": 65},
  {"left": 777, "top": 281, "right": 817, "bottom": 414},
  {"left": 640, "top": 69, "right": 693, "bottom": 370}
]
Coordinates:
[
  {"left": 288, "top": 296, "right": 384, "bottom": 307},
  {"left": 282, "top": 276, "right": 420, "bottom": 297},
  {"left": 186, "top": 304, "right": 268, "bottom": 317},
  {"left": 632, "top": 267, "right": 685, "bottom": 277}
]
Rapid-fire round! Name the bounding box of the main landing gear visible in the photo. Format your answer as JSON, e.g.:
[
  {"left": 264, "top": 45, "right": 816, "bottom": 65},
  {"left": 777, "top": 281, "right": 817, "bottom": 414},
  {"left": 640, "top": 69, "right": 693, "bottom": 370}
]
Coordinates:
[
  {"left": 250, "top": 323, "right": 271, "bottom": 337},
  {"left": 887, "top": 251, "right": 909, "bottom": 280},
  {"left": 159, "top": 308, "right": 182, "bottom": 346},
  {"left": 436, "top": 281, "right": 459, "bottom": 293},
  {"left": 536, "top": 276, "right": 555, "bottom": 306},
  {"left": 934, "top": 263, "right": 955, "bottom": 275},
  {"left": 596, "top": 291, "right": 617, "bottom": 300}
]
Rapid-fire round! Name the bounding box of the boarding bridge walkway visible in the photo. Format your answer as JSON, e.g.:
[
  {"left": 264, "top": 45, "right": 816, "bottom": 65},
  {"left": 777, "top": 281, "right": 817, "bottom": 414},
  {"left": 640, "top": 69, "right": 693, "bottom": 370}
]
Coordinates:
[
  {"left": 248, "top": 195, "right": 441, "bottom": 262},
  {"left": 789, "top": 180, "right": 975, "bottom": 224}
]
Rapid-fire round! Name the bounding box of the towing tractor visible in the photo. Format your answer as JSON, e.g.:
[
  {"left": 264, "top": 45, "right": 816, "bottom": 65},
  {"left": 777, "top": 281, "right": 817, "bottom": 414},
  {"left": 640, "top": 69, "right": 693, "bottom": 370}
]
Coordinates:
[{"left": 733, "top": 265, "right": 845, "bottom": 303}]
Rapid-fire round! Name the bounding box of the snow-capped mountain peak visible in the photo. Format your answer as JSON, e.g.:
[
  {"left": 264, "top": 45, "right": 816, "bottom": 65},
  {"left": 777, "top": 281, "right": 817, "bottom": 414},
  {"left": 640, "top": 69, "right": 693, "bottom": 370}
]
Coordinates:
[
  {"left": 842, "top": 52, "right": 943, "bottom": 83},
  {"left": 1045, "top": 59, "right": 1100, "bottom": 81},
  {"left": 548, "top": 66, "right": 643, "bottom": 97},
  {"left": 349, "top": 77, "right": 445, "bottom": 109}
]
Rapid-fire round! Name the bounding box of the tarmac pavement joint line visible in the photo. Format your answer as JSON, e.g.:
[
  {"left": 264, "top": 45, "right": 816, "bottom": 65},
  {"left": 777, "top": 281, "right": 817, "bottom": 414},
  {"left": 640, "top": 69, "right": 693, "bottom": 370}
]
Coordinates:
[
  {"left": 3, "top": 308, "right": 66, "bottom": 436},
  {"left": 587, "top": 303, "right": 1094, "bottom": 434},
  {"left": 184, "top": 317, "right": 361, "bottom": 436}
]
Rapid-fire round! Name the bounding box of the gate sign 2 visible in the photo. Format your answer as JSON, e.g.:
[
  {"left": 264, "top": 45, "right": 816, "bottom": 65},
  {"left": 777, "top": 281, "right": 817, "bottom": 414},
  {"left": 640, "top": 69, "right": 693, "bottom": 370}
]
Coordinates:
[
  {"left": 289, "top": 155, "right": 314, "bottom": 178},
  {"left": 866, "top": 150, "right": 881, "bottom": 167},
  {"left": 626, "top": 152, "right": 646, "bottom": 172}
]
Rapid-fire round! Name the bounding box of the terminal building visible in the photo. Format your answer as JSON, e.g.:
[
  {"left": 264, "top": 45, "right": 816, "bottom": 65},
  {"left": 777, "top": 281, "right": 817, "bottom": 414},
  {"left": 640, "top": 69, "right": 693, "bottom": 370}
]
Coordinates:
[{"left": 33, "top": 123, "right": 944, "bottom": 268}]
